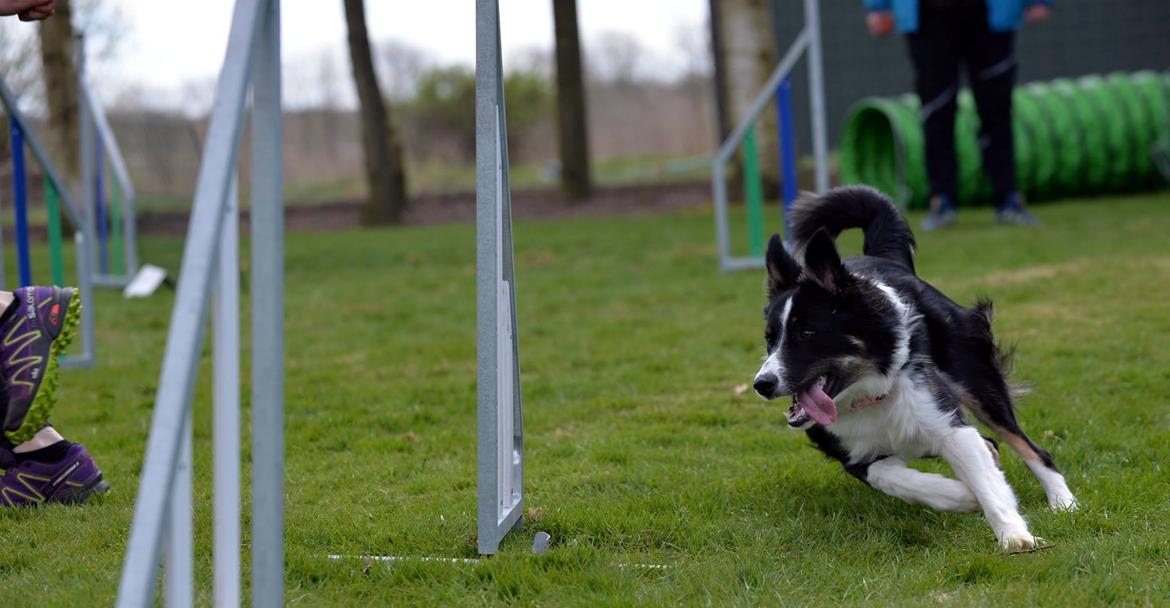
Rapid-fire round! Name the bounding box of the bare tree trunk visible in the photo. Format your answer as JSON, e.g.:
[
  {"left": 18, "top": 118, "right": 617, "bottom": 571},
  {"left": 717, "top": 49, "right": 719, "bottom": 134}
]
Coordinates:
[
  {"left": 708, "top": 0, "right": 732, "bottom": 144},
  {"left": 712, "top": 0, "right": 779, "bottom": 192},
  {"left": 552, "top": 0, "right": 592, "bottom": 201},
  {"left": 37, "top": 0, "right": 80, "bottom": 180},
  {"left": 343, "top": 0, "right": 408, "bottom": 225}
]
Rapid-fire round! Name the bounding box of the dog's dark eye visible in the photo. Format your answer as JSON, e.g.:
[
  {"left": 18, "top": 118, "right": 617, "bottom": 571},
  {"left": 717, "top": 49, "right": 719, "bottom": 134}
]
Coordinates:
[{"left": 798, "top": 330, "right": 815, "bottom": 341}]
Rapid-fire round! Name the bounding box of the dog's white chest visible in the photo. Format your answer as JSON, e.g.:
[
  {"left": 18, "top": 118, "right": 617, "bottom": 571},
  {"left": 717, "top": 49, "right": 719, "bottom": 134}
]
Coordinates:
[{"left": 827, "top": 375, "right": 955, "bottom": 462}]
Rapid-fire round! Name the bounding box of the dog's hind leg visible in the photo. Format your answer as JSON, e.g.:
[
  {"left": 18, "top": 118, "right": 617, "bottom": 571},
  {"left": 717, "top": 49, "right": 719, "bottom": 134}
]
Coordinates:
[
  {"left": 981, "top": 434, "right": 1001, "bottom": 468},
  {"left": 959, "top": 302, "right": 1077, "bottom": 510},
  {"left": 965, "top": 384, "right": 1078, "bottom": 511}
]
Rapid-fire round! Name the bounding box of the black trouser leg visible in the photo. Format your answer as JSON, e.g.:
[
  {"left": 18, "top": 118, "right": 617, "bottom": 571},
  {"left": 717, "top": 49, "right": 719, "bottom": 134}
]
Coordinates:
[
  {"left": 906, "top": 20, "right": 961, "bottom": 202},
  {"left": 967, "top": 29, "right": 1018, "bottom": 204}
]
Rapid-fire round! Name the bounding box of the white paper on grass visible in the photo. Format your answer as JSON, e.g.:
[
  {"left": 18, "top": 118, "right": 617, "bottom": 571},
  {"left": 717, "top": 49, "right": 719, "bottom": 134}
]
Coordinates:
[{"left": 123, "top": 264, "right": 167, "bottom": 298}]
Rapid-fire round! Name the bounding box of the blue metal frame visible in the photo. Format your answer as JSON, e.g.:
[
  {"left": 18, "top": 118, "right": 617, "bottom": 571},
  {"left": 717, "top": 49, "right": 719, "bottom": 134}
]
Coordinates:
[
  {"left": 776, "top": 77, "right": 798, "bottom": 240},
  {"left": 10, "top": 117, "right": 32, "bottom": 287},
  {"left": 96, "top": 131, "right": 109, "bottom": 274}
]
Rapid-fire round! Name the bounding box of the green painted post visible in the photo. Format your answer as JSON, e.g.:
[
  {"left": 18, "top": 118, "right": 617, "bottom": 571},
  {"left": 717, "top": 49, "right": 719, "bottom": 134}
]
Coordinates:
[
  {"left": 45, "top": 177, "right": 65, "bottom": 287},
  {"left": 742, "top": 125, "right": 765, "bottom": 257},
  {"left": 110, "top": 175, "right": 124, "bottom": 277}
]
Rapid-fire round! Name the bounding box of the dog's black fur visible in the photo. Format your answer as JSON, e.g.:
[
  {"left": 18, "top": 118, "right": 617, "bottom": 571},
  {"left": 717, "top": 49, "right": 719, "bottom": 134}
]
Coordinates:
[
  {"left": 790, "top": 186, "right": 1054, "bottom": 467},
  {"left": 753, "top": 186, "right": 1076, "bottom": 549}
]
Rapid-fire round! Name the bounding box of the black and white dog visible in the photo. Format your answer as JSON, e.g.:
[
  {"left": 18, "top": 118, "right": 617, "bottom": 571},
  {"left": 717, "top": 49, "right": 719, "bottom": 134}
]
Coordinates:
[{"left": 753, "top": 186, "right": 1076, "bottom": 551}]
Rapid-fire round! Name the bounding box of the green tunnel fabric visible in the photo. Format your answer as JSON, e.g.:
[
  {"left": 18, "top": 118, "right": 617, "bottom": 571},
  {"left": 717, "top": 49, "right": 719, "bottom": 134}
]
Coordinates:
[{"left": 839, "top": 71, "right": 1170, "bottom": 209}]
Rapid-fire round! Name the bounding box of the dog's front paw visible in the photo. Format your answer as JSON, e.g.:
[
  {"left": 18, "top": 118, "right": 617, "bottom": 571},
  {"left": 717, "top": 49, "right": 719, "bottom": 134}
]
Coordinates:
[
  {"left": 1049, "top": 493, "right": 1079, "bottom": 512},
  {"left": 999, "top": 530, "right": 1047, "bottom": 553}
]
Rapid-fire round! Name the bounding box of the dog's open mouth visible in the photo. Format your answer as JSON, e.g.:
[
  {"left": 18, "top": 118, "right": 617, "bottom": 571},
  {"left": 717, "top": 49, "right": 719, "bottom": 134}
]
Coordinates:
[{"left": 785, "top": 375, "right": 838, "bottom": 428}]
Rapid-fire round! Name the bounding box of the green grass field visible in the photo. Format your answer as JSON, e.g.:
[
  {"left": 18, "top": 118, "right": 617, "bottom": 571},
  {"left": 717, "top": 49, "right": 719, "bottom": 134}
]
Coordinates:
[{"left": 2, "top": 192, "right": 1169, "bottom": 606}]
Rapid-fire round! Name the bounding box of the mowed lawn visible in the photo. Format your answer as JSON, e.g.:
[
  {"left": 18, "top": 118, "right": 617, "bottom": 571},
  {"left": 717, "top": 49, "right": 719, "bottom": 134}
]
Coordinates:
[{"left": 2, "top": 192, "right": 1169, "bottom": 606}]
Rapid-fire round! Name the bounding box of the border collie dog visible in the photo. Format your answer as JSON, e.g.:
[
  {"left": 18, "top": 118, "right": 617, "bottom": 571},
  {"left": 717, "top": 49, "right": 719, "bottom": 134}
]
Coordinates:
[{"left": 754, "top": 186, "right": 1076, "bottom": 551}]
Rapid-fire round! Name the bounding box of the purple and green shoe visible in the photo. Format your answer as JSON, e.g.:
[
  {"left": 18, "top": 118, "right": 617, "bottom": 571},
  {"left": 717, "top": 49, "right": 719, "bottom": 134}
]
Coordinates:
[
  {"left": 0, "top": 286, "right": 81, "bottom": 445},
  {"left": 0, "top": 442, "right": 109, "bottom": 507}
]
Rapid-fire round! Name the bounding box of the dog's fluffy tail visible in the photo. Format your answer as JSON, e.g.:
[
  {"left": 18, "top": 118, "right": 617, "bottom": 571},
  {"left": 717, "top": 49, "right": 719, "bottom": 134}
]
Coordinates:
[{"left": 789, "top": 186, "right": 917, "bottom": 273}]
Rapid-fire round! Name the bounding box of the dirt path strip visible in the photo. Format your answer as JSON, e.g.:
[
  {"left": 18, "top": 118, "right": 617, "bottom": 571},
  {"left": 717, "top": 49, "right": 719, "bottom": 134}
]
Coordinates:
[{"left": 137, "top": 181, "right": 714, "bottom": 236}]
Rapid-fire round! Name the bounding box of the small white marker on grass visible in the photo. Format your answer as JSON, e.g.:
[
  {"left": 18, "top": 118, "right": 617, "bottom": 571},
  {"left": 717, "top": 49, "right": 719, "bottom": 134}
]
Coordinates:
[
  {"left": 325, "top": 547, "right": 671, "bottom": 570},
  {"left": 531, "top": 531, "right": 551, "bottom": 555}
]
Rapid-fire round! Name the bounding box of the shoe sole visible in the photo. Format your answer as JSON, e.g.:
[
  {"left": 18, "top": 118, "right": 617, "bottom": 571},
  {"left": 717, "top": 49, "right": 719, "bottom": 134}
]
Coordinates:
[
  {"left": 9, "top": 290, "right": 82, "bottom": 445},
  {"left": 49, "top": 473, "right": 110, "bottom": 505}
]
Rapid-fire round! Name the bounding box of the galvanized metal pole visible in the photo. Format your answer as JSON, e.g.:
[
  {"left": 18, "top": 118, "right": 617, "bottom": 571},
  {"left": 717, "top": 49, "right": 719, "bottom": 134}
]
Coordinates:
[
  {"left": 250, "top": 0, "right": 284, "bottom": 604},
  {"left": 72, "top": 53, "right": 100, "bottom": 367},
  {"left": 116, "top": 0, "right": 263, "bottom": 604},
  {"left": 476, "top": 0, "right": 524, "bottom": 555},
  {"left": 68, "top": 228, "right": 96, "bottom": 368},
  {"left": 164, "top": 408, "right": 194, "bottom": 608},
  {"left": 78, "top": 34, "right": 103, "bottom": 281},
  {"left": 711, "top": 162, "right": 732, "bottom": 272},
  {"left": 804, "top": 0, "right": 830, "bottom": 192},
  {"left": 214, "top": 176, "right": 241, "bottom": 608}
]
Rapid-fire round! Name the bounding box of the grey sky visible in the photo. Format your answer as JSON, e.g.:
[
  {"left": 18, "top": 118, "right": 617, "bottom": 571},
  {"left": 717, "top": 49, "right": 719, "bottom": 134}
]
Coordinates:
[{"left": 98, "top": 0, "right": 707, "bottom": 111}]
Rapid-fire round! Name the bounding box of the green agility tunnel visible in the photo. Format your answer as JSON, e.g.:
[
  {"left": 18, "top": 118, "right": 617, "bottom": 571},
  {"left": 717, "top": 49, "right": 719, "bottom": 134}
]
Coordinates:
[{"left": 840, "top": 71, "right": 1170, "bottom": 209}]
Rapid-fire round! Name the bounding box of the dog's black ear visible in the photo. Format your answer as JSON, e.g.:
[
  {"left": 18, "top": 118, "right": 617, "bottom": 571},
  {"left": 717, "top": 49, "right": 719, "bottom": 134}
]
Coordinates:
[
  {"left": 802, "top": 228, "right": 850, "bottom": 293},
  {"left": 765, "top": 234, "right": 800, "bottom": 298}
]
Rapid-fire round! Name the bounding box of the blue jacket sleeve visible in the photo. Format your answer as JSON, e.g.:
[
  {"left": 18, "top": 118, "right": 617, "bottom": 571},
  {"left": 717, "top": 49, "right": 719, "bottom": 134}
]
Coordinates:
[{"left": 864, "top": 0, "right": 891, "bottom": 11}]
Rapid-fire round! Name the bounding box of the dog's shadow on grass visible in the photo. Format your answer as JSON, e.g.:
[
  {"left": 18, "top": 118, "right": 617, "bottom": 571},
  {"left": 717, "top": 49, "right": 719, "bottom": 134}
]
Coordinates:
[{"left": 728, "top": 464, "right": 972, "bottom": 551}]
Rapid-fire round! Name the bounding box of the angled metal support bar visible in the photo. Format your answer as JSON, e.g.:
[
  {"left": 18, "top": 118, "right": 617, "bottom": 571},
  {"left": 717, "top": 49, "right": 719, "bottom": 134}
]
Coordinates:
[
  {"left": 722, "top": 257, "right": 767, "bottom": 271},
  {"left": 476, "top": 0, "right": 524, "bottom": 556},
  {"left": 713, "top": 29, "right": 809, "bottom": 166},
  {"left": 115, "top": 0, "right": 266, "bottom": 604},
  {"left": 0, "top": 76, "right": 85, "bottom": 227}
]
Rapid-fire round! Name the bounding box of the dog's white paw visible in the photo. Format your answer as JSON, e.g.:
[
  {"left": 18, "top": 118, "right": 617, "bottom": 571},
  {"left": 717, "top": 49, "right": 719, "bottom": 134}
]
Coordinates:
[
  {"left": 998, "top": 530, "right": 1046, "bottom": 553},
  {"left": 1049, "top": 493, "right": 1079, "bottom": 512}
]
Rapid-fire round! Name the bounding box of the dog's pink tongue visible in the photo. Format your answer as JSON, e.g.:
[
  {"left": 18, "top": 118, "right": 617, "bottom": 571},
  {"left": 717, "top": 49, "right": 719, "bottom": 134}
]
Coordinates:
[{"left": 798, "top": 377, "right": 838, "bottom": 425}]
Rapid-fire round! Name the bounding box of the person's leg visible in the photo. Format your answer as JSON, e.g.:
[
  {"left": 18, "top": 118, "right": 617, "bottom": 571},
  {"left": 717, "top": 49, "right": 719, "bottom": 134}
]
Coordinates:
[
  {"left": 906, "top": 4, "right": 962, "bottom": 229},
  {"left": 967, "top": 32, "right": 1017, "bottom": 201},
  {"left": 0, "top": 286, "right": 80, "bottom": 445},
  {"left": 12, "top": 424, "right": 64, "bottom": 452},
  {"left": 965, "top": 12, "right": 1037, "bottom": 225},
  {"left": 0, "top": 286, "right": 107, "bottom": 507}
]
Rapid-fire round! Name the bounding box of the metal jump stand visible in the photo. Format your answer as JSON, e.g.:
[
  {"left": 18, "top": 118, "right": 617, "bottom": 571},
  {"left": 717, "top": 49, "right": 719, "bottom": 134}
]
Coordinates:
[{"left": 711, "top": 0, "right": 830, "bottom": 271}]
